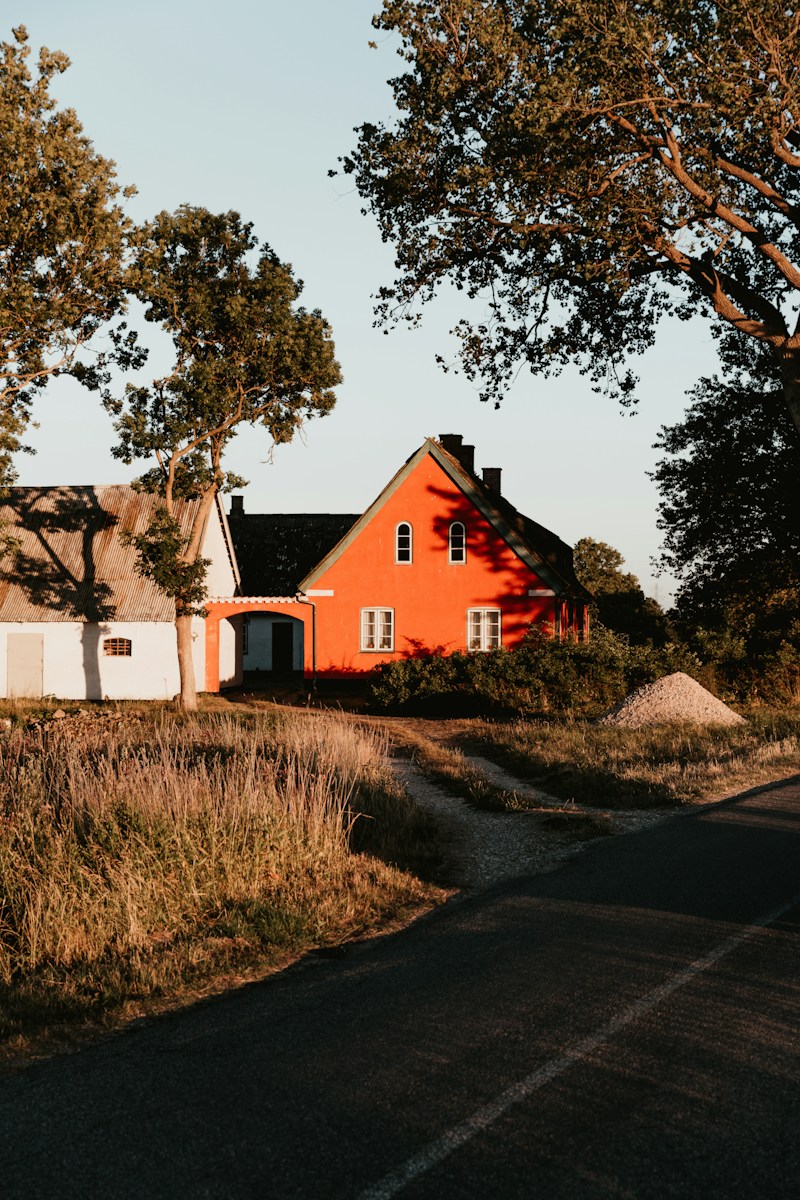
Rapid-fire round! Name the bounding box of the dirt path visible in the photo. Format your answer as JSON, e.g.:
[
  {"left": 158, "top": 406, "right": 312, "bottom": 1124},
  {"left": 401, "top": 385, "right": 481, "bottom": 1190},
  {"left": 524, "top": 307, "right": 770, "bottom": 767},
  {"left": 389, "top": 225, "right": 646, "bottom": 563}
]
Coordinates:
[
  {"left": 392, "top": 739, "right": 674, "bottom": 890},
  {"left": 391, "top": 760, "right": 581, "bottom": 888},
  {"left": 234, "top": 703, "right": 678, "bottom": 889}
]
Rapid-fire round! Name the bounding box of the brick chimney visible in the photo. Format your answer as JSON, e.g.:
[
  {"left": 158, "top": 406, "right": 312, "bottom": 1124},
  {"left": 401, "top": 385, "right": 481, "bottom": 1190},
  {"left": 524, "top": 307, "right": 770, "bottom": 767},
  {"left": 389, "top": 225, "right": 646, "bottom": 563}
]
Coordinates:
[
  {"left": 230, "top": 494, "right": 244, "bottom": 518},
  {"left": 439, "top": 434, "right": 476, "bottom": 474},
  {"left": 459, "top": 444, "right": 475, "bottom": 474},
  {"left": 482, "top": 467, "right": 502, "bottom": 495},
  {"left": 438, "top": 433, "right": 463, "bottom": 456}
]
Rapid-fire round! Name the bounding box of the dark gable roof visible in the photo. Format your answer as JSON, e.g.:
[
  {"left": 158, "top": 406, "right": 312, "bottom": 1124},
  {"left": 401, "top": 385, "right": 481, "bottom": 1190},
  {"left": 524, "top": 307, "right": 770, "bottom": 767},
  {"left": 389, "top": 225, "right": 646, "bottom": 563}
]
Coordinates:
[
  {"left": 228, "top": 513, "right": 359, "bottom": 596},
  {"left": 0, "top": 486, "right": 204, "bottom": 622},
  {"left": 434, "top": 445, "right": 591, "bottom": 598}
]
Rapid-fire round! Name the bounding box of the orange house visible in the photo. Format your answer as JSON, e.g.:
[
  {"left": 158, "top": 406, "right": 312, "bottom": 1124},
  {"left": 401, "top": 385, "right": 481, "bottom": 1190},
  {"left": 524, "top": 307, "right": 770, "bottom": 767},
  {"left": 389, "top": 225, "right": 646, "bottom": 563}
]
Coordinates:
[{"left": 212, "top": 435, "right": 590, "bottom": 687}]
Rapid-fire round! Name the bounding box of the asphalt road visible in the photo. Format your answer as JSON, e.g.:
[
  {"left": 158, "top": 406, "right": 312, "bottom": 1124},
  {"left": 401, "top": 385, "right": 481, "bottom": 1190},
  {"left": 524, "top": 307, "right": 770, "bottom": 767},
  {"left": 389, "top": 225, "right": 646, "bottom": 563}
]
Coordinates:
[{"left": 1, "top": 778, "right": 798, "bottom": 1199}]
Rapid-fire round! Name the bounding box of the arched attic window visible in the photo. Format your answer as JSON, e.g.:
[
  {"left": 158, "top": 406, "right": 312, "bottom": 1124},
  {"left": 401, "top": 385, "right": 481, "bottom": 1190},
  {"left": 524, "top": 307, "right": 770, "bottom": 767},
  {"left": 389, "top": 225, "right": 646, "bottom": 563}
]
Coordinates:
[
  {"left": 448, "top": 521, "right": 466, "bottom": 564},
  {"left": 395, "top": 522, "right": 413, "bottom": 563}
]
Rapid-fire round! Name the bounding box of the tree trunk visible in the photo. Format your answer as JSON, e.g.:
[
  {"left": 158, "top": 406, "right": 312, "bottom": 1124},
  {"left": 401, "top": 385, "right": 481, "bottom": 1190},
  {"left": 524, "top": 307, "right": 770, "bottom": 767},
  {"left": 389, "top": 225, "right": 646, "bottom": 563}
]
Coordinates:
[{"left": 175, "top": 606, "right": 198, "bottom": 711}]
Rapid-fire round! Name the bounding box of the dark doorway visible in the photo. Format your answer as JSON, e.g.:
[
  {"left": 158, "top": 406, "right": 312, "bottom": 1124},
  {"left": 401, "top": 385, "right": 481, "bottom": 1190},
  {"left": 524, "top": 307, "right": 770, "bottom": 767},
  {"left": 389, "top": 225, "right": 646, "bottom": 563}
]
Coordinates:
[{"left": 272, "top": 622, "right": 295, "bottom": 673}]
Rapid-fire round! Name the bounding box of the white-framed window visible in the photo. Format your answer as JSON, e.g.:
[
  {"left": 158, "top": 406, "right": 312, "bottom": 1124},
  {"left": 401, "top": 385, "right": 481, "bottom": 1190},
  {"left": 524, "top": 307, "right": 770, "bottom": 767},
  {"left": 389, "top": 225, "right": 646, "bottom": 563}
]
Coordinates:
[
  {"left": 395, "top": 522, "right": 413, "bottom": 564},
  {"left": 361, "top": 608, "right": 395, "bottom": 651},
  {"left": 467, "top": 609, "right": 501, "bottom": 651},
  {"left": 449, "top": 521, "right": 466, "bottom": 563},
  {"left": 103, "top": 637, "right": 132, "bottom": 657}
]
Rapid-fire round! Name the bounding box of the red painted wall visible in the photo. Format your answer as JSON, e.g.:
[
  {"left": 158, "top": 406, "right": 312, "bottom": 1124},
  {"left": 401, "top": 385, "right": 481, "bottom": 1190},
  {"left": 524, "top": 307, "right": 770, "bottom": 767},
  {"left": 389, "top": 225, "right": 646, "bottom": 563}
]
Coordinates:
[{"left": 309, "top": 453, "right": 558, "bottom": 676}]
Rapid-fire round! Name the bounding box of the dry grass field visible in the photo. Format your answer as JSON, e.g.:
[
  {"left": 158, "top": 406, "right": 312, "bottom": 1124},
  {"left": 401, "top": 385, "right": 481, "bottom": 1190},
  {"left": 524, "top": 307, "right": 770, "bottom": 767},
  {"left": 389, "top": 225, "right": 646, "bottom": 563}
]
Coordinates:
[
  {"left": 0, "top": 704, "right": 445, "bottom": 1057},
  {"left": 378, "top": 710, "right": 800, "bottom": 810},
  {"left": 3, "top": 694, "right": 799, "bottom": 1061}
]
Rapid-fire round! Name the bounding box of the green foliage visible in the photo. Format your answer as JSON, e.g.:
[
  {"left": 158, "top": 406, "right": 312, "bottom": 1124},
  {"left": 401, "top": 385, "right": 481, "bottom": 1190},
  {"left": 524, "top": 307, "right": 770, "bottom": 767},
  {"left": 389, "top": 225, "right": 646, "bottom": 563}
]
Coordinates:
[
  {"left": 678, "top": 626, "right": 800, "bottom": 708},
  {"left": 109, "top": 206, "right": 340, "bottom": 491},
  {"left": 574, "top": 536, "right": 669, "bottom": 644},
  {"left": 573, "top": 539, "right": 635, "bottom": 596},
  {"left": 653, "top": 333, "right": 800, "bottom": 695},
  {"left": 120, "top": 508, "right": 209, "bottom": 614},
  {"left": 108, "top": 205, "right": 341, "bottom": 704},
  {"left": 345, "top": 2, "right": 800, "bottom": 429},
  {"left": 369, "top": 624, "right": 702, "bottom": 717},
  {"left": 0, "top": 26, "right": 135, "bottom": 486},
  {"left": 655, "top": 335, "right": 800, "bottom": 624}
]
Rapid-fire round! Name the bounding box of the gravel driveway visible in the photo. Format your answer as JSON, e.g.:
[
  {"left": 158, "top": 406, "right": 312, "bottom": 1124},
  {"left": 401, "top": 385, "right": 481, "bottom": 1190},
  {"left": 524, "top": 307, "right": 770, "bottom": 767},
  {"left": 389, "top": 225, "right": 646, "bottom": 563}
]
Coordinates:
[{"left": 394, "top": 754, "right": 673, "bottom": 890}]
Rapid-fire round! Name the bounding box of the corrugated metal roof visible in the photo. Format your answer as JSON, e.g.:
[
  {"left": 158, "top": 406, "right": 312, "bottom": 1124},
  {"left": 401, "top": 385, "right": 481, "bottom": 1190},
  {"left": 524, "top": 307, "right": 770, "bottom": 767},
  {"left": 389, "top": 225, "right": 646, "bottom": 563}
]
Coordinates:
[
  {"left": 0, "top": 486, "right": 204, "bottom": 622},
  {"left": 228, "top": 513, "right": 359, "bottom": 597}
]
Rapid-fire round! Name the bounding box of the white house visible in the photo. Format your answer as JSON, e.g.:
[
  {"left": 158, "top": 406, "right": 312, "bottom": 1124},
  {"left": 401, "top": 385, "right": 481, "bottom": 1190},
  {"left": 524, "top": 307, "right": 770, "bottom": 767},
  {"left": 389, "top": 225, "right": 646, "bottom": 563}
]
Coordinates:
[{"left": 0, "top": 486, "right": 241, "bottom": 700}]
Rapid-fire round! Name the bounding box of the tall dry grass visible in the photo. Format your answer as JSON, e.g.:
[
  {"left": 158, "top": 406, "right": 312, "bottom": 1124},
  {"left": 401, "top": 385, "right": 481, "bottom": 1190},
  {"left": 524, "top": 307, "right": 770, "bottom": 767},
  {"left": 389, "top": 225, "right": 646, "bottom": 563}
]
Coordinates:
[
  {"left": 470, "top": 711, "right": 800, "bottom": 808},
  {"left": 0, "top": 710, "right": 441, "bottom": 1042}
]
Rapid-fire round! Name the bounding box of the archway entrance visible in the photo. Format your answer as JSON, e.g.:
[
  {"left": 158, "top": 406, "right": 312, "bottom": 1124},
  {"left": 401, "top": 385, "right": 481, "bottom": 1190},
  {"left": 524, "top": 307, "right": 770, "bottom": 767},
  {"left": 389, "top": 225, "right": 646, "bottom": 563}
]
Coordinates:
[{"left": 204, "top": 597, "right": 312, "bottom": 693}]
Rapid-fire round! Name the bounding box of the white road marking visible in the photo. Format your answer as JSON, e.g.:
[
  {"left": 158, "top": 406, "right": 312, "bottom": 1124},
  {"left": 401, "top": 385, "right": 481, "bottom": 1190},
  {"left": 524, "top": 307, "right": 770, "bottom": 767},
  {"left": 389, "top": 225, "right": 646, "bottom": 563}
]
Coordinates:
[{"left": 358, "top": 892, "right": 800, "bottom": 1200}]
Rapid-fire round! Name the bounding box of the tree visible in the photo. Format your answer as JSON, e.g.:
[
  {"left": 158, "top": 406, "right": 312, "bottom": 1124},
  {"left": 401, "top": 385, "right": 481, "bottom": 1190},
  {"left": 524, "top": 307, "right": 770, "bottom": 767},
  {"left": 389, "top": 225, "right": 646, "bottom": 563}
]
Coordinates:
[
  {"left": 1, "top": 26, "right": 134, "bottom": 486},
  {"left": 109, "top": 206, "right": 341, "bottom": 709},
  {"left": 653, "top": 335, "right": 800, "bottom": 652},
  {"left": 573, "top": 536, "right": 667, "bottom": 644},
  {"left": 573, "top": 538, "right": 639, "bottom": 598},
  {"left": 343, "top": 2, "right": 800, "bottom": 436}
]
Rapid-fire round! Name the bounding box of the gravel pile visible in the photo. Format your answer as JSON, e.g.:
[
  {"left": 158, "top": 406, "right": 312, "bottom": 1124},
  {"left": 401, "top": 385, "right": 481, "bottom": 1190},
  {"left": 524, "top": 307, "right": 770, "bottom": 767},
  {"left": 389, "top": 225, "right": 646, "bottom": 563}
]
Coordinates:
[{"left": 598, "top": 671, "right": 745, "bottom": 728}]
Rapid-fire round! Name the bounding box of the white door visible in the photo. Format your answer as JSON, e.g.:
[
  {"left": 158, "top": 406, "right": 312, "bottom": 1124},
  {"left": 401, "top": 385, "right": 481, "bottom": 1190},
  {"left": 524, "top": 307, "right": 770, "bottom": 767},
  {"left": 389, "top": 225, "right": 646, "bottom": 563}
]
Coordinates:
[{"left": 7, "top": 633, "right": 44, "bottom": 698}]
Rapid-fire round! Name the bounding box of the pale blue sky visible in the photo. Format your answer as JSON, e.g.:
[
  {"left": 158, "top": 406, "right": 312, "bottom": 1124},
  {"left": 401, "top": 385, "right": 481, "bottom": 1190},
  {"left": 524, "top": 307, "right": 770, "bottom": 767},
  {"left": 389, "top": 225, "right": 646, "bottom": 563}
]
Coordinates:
[{"left": 17, "top": 1, "right": 720, "bottom": 601}]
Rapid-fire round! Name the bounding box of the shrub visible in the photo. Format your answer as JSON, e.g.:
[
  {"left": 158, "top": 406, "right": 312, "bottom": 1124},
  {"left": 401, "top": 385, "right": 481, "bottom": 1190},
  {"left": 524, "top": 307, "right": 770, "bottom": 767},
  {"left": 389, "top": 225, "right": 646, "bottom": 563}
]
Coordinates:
[
  {"left": 679, "top": 622, "right": 800, "bottom": 706},
  {"left": 368, "top": 624, "right": 706, "bottom": 718}
]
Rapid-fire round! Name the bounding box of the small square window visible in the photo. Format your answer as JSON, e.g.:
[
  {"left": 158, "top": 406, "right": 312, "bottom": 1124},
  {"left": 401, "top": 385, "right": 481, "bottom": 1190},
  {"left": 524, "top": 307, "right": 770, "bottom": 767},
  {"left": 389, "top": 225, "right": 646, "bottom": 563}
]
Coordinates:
[
  {"left": 103, "top": 637, "right": 132, "bottom": 657},
  {"left": 361, "top": 608, "right": 394, "bottom": 651}
]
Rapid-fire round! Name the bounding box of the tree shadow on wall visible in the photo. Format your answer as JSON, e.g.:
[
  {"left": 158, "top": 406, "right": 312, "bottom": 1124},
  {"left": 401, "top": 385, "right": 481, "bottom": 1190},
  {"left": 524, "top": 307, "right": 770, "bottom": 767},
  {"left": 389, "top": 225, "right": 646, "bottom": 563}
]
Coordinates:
[{"left": 7, "top": 489, "right": 118, "bottom": 698}]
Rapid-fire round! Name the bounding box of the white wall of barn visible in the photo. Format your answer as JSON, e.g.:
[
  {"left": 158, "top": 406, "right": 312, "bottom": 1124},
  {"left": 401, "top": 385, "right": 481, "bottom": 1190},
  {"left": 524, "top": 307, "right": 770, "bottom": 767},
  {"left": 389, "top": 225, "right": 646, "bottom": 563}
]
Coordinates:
[
  {"left": 0, "top": 620, "right": 211, "bottom": 700},
  {"left": 219, "top": 615, "right": 243, "bottom": 688},
  {"left": 204, "top": 505, "right": 239, "bottom": 596},
  {"left": 0, "top": 499, "right": 243, "bottom": 700}
]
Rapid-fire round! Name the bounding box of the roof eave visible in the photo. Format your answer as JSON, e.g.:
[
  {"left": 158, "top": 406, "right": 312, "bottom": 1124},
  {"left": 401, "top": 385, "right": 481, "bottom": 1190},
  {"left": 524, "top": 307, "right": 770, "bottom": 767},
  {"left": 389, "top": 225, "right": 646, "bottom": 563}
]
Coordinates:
[
  {"left": 427, "top": 443, "right": 572, "bottom": 594},
  {"left": 214, "top": 492, "right": 242, "bottom": 591}
]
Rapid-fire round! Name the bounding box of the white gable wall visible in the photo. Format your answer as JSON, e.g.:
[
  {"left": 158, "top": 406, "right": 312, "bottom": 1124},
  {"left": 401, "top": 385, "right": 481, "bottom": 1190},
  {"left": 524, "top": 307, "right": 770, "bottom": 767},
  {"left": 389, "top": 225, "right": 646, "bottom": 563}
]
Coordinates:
[
  {"left": 0, "top": 612, "right": 237, "bottom": 702},
  {"left": 204, "top": 503, "right": 239, "bottom": 596}
]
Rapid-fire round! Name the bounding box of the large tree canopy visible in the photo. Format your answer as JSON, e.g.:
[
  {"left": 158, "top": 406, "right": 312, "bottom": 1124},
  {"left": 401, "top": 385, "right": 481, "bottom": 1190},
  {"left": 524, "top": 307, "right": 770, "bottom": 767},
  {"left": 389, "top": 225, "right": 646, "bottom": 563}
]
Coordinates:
[
  {"left": 653, "top": 336, "right": 800, "bottom": 648},
  {"left": 110, "top": 206, "right": 341, "bottom": 708},
  {"left": 0, "top": 26, "right": 133, "bottom": 485},
  {"left": 345, "top": 1, "right": 800, "bottom": 429}
]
